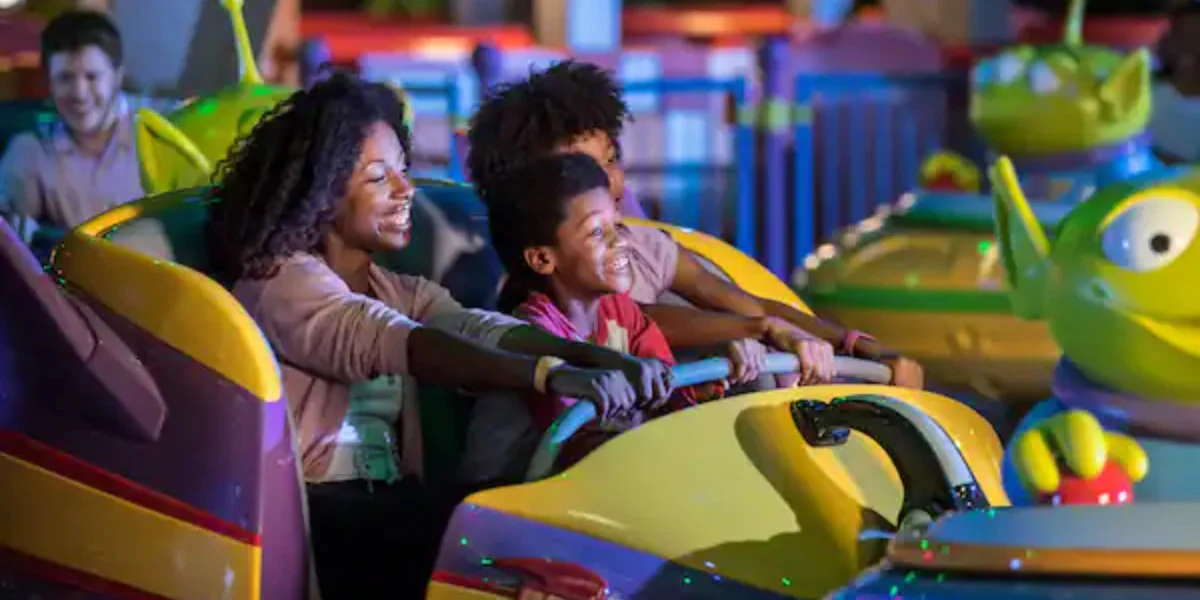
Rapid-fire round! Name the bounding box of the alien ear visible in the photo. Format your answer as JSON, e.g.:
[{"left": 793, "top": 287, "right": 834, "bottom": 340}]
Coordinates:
[
  {"left": 990, "top": 156, "right": 1051, "bottom": 319},
  {"left": 1098, "top": 48, "right": 1150, "bottom": 123},
  {"left": 134, "top": 108, "right": 212, "bottom": 196}
]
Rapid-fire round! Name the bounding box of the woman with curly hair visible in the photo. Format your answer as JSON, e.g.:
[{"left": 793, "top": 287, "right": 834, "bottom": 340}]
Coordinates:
[{"left": 206, "top": 72, "right": 673, "bottom": 599}]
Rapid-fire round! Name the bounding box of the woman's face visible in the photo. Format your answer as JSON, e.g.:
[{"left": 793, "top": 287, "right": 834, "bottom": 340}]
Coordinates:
[
  {"left": 334, "top": 121, "right": 415, "bottom": 252},
  {"left": 558, "top": 131, "right": 626, "bottom": 211},
  {"left": 532, "top": 187, "right": 632, "bottom": 297}
]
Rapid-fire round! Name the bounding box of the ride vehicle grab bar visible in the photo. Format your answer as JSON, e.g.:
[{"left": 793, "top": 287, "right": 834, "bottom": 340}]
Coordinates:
[
  {"left": 524, "top": 354, "right": 892, "bottom": 482},
  {"left": 791, "top": 394, "right": 989, "bottom": 528}
]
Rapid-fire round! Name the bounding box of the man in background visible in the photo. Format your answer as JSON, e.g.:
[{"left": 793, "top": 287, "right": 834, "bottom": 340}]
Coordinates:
[{"left": 0, "top": 10, "right": 142, "bottom": 258}]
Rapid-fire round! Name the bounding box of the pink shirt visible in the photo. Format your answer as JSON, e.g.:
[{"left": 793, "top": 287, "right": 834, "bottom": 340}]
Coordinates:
[
  {"left": 0, "top": 99, "right": 143, "bottom": 233},
  {"left": 233, "top": 253, "right": 523, "bottom": 481},
  {"left": 515, "top": 291, "right": 695, "bottom": 471},
  {"left": 622, "top": 223, "right": 679, "bottom": 305}
]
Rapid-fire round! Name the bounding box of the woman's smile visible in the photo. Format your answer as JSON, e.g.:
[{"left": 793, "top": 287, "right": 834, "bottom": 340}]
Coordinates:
[{"left": 378, "top": 200, "right": 412, "bottom": 235}]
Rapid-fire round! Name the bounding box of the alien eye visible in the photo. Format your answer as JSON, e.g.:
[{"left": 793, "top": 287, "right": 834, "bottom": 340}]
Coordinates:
[
  {"left": 1028, "top": 62, "right": 1060, "bottom": 95},
  {"left": 1100, "top": 196, "right": 1199, "bottom": 272},
  {"left": 993, "top": 54, "right": 1024, "bottom": 85}
]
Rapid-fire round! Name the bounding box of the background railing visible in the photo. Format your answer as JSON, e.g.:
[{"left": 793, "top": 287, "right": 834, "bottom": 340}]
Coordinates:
[
  {"left": 620, "top": 77, "right": 756, "bottom": 255},
  {"left": 790, "top": 72, "right": 980, "bottom": 274}
]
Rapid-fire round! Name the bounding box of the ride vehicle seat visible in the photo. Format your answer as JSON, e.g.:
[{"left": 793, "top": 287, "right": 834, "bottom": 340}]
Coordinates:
[{"left": 2, "top": 219, "right": 312, "bottom": 598}]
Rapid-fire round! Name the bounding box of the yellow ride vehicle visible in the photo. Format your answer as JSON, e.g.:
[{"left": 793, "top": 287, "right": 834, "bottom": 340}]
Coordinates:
[{"left": 0, "top": 181, "right": 1007, "bottom": 598}]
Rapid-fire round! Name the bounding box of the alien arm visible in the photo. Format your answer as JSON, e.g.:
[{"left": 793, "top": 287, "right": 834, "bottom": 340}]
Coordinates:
[
  {"left": 1000, "top": 397, "right": 1070, "bottom": 506},
  {"left": 133, "top": 108, "right": 212, "bottom": 195}
]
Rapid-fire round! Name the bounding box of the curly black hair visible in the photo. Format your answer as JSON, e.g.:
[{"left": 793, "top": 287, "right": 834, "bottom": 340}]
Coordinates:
[
  {"left": 466, "top": 60, "right": 629, "bottom": 203},
  {"left": 206, "top": 71, "right": 412, "bottom": 283},
  {"left": 487, "top": 152, "right": 611, "bottom": 314}
]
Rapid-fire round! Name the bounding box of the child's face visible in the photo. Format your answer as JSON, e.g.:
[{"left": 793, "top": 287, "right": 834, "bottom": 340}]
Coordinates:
[
  {"left": 557, "top": 131, "right": 626, "bottom": 210},
  {"left": 530, "top": 187, "right": 632, "bottom": 297}
]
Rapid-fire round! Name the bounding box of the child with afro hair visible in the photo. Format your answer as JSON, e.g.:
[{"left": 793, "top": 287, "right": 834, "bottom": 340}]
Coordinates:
[{"left": 468, "top": 60, "right": 923, "bottom": 389}]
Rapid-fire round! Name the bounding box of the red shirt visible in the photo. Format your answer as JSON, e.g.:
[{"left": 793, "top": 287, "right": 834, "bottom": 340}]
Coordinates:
[{"left": 515, "top": 291, "right": 697, "bottom": 433}]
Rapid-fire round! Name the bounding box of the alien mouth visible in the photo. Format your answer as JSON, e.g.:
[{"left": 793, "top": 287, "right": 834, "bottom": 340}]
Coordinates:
[{"left": 1127, "top": 313, "right": 1200, "bottom": 353}]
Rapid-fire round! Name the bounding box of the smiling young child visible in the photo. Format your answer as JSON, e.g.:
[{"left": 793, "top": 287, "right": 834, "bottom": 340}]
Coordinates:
[
  {"left": 469, "top": 60, "right": 924, "bottom": 391},
  {"left": 488, "top": 152, "right": 716, "bottom": 467}
]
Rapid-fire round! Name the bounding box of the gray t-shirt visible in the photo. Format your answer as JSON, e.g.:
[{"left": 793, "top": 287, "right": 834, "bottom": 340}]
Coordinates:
[{"left": 622, "top": 223, "right": 680, "bottom": 305}]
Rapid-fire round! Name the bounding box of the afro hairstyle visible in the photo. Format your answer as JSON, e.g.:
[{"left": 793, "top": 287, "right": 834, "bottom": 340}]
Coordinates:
[{"left": 466, "top": 60, "right": 630, "bottom": 203}]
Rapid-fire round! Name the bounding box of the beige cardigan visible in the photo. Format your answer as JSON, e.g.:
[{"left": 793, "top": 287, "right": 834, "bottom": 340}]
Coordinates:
[{"left": 234, "top": 254, "right": 522, "bottom": 482}]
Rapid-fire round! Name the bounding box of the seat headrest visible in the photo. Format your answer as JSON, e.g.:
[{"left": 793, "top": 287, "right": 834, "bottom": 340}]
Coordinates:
[{"left": 100, "top": 187, "right": 215, "bottom": 273}]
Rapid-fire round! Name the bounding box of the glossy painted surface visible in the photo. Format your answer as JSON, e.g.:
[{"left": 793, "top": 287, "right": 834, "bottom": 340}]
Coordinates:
[
  {"left": 888, "top": 504, "right": 1200, "bottom": 577},
  {"left": 637, "top": 218, "right": 811, "bottom": 313},
  {"left": 2, "top": 436, "right": 260, "bottom": 599},
  {"left": 432, "top": 504, "right": 787, "bottom": 599},
  {"left": 2, "top": 218, "right": 309, "bottom": 598},
  {"left": 917, "top": 503, "right": 1200, "bottom": 551},
  {"left": 459, "top": 384, "right": 1007, "bottom": 599},
  {"left": 832, "top": 566, "right": 1200, "bottom": 600},
  {"left": 58, "top": 190, "right": 279, "bottom": 401}
]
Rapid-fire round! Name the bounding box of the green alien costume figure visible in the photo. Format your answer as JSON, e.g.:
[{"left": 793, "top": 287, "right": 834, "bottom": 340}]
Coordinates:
[
  {"left": 993, "top": 155, "right": 1200, "bottom": 506},
  {"left": 924, "top": 0, "right": 1160, "bottom": 204},
  {"left": 133, "top": 0, "right": 292, "bottom": 194},
  {"left": 133, "top": 0, "right": 414, "bottom": 194}
]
